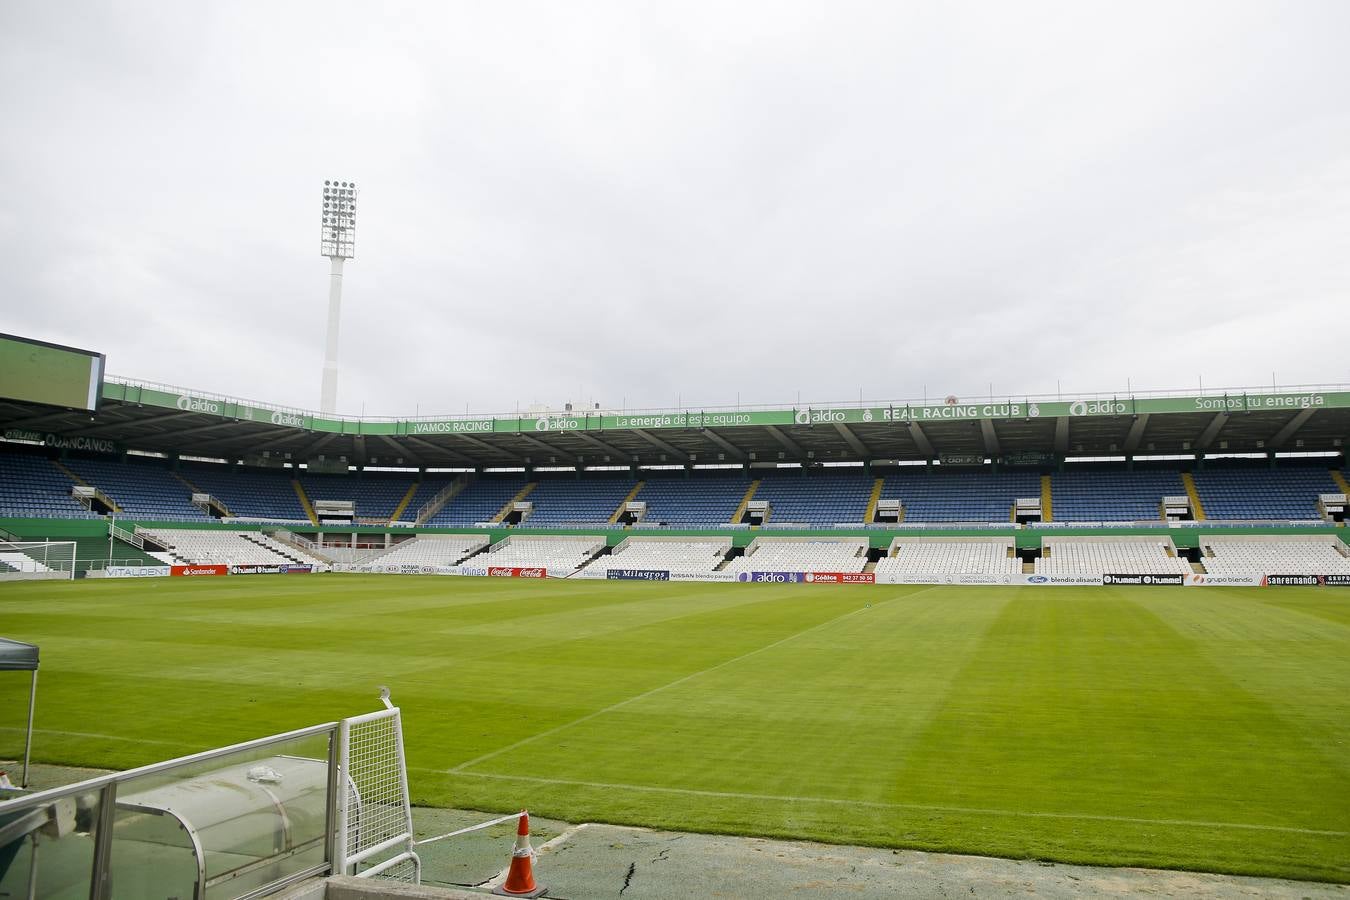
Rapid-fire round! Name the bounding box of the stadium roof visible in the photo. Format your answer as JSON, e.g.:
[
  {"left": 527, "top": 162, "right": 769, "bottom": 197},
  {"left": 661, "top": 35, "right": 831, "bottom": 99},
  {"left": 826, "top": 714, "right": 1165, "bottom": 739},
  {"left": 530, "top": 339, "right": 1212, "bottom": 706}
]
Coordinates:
[{"left": 1, "top": 377, "right": 1346, "bottom": 469}]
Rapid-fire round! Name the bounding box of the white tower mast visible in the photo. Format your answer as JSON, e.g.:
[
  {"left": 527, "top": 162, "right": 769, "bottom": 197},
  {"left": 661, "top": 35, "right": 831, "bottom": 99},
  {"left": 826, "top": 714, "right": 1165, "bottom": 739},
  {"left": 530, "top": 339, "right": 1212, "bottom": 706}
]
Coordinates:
[{"left": 319, "top": 179, "right": 357, "bottom": 415}]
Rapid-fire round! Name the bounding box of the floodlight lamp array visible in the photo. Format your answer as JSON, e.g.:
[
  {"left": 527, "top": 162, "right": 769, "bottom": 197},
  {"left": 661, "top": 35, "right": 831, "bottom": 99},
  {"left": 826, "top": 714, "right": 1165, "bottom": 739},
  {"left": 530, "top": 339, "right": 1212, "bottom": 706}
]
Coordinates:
[{"left": 320, "top": 179, "right": 357, "bottom": 258}]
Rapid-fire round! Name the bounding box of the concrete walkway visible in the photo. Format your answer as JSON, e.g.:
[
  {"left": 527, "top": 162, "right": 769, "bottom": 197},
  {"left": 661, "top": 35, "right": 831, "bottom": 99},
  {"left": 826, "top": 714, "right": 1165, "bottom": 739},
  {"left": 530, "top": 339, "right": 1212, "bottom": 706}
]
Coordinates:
[{"left": 410, "top": 809, "right": 1347, "bottom": 899}]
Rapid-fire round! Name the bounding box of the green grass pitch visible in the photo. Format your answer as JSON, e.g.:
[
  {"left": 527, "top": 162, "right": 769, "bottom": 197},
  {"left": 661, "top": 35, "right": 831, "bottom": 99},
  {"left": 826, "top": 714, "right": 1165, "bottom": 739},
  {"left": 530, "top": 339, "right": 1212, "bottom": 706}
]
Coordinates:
[{"left": 1, "top": 576, "right": 1347, "bottom": 882}]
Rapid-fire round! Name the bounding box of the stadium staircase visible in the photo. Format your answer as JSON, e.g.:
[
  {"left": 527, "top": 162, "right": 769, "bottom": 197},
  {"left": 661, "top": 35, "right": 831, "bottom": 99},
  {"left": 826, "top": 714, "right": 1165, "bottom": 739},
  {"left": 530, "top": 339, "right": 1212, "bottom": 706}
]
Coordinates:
[
  {"left": 609, "top": 481, "right": 646, "bottom": 524},
  {"left": 492, "top": 482, "right": 537, "bottom": 524},
  {"left": 414, "top": 474, "right": 473, "bottom": 525},
  {"left": 1181, "top": 472, "right": 1206, "bottom": 521},
  {"left": 730, "top": 479, "right": 761, "bottom": 524},
  {"left": 291, "top": 479, "right": 319, "bottom": 525},
  {"left": 1040, "top": 475, "right": 1053, "bottom": 522},
  {"left": 174, "top": 471, "right": 233, "bottom": 518},
  {"left": 53, "top": 461, "right": 122, "bottom": 514},
  {"left": 51, "top": 460, "right": 88, "bottom": 487},
  {"left": 863, "top": 477, "right": 884, "bottom": 522},
  {"left": 265, "top": 528, "right": 332, "bottom": 562},
  {"left": 1333, "top": 470, "right": 1350, "bottom": 497},
  {"left": 389, "top": 483, "right": 419, "bottom": 523},
  {"left": 240, "top": 532, "right": 311, "bottom": 565}
]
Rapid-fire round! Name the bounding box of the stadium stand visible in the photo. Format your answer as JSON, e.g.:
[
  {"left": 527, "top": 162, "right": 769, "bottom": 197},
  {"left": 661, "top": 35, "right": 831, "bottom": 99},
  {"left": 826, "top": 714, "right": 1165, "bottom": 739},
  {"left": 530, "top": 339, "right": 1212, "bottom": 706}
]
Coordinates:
[
  {"left": 723, "top": 537, "right": 868, "bottom": 574},
  {"left": 140, "top": 528, "right": 325, "bottom": 566},
  {"left": 480, "top": 535, "right": 604, "bottom": 575},
  {"left": 425, "top": 474, "right": 531, "bottom": 526},
  {"left": 1051, "top": 467, "right": 1184, "bottom": 522},
  {"left": 62, "top": 456, "right": 211, "bottom": 521},
  {"left": 873, "top": 537, "right": 1019, "bottom": 577},
  {"left": 1190, "top": 464, "right": 1338, "bottom": 520},
  {"left": 180, "top": 465, "right": 309, "bottom": 522},
  {"left": 635, "top": 470, "right": 752, "bottom": 526},
  {"left": 880, "top": 469, "right": 1041, "bottom": 522},
  {"left": 299, "top": 472, "right": 419, "bottom": 523},
  {"left": 1036, "top": 537, "right": 1191, "bottom": 577},
  {"left": 0, "top": 450, "right": 100, "bottom": 519},
  {"left": 523, "top": 474, "right": 640, "bottom": 526},
  {"left": 750, "top": 469, "right": 874, "bottom": 525},
  {"left": 1201, "top": 536, "right": 1350, "bottom": 575},
  {"left": 581, "top": 537, "right": 730, "bottom": 574},
  {"left": 360, "top": 534, "right": 490, "bottom": 568}
]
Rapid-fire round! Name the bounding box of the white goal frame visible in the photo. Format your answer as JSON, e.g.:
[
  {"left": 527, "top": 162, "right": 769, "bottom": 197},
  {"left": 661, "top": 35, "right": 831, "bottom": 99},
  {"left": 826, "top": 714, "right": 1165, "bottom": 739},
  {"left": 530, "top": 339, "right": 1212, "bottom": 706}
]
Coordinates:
[{"left": 0, "top": 540, "right": 78, "bottom": 580}]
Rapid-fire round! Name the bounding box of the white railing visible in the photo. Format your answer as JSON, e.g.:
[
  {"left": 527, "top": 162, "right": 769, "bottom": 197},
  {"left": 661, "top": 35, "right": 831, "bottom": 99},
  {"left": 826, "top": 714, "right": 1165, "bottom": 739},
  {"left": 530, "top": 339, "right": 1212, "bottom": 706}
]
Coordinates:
[
  {"left": 414, "top": 474, "right": 471, "bottom": 524},
  {"left": 106, "top": 373, "right": 1350, "bottom": 425},
  {"left": 0, "top": 694, "right": 419, "bottom": 896}
]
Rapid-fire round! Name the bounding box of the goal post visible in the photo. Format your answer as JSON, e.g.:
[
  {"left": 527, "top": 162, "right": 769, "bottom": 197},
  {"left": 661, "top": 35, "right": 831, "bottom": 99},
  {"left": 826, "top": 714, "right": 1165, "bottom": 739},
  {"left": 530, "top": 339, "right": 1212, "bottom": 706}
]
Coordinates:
[{"left": 0, "top": 541, "right": 78, "bottom": 581}]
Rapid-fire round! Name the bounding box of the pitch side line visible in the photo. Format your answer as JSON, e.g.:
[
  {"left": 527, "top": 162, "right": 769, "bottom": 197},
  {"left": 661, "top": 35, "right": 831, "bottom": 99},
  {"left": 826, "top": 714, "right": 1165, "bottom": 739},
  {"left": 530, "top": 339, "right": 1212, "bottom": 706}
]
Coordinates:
[
  {"left": 0, "top": 725, "right": 181, "bottom": 748},
  {"left": 434, "top": 769, "right": 1348, "bottom": 838},
  {"left": 450, "top": 590, "right": 925, "bottom": 773}
]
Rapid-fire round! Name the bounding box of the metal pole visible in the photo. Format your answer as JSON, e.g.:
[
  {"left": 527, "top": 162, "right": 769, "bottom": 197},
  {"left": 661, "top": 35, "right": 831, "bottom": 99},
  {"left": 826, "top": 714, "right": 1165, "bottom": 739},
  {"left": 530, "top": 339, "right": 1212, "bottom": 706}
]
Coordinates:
[
  {"left": 23, "top": 671, "right": 36, "bottom": 788},
  {"left": 320, "top": 256, "right": 345, "bottom": 415}
]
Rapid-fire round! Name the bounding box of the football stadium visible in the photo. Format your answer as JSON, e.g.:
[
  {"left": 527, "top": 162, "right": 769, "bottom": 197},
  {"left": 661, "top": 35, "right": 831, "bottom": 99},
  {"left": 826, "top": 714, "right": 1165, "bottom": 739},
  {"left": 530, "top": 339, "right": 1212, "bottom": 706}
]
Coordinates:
[
  {"left": 1, "top": 333, "right": 1348, "bottom": 895},
  {"left": 4, "top": 4, "right": 1350, "bottom": 898}
]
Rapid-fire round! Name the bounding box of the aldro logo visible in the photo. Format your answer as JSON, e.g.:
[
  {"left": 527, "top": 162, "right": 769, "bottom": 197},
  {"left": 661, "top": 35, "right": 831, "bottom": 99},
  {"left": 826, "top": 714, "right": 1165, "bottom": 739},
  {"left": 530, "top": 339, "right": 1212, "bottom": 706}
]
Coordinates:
[{"left": 176, "top": 394, "right": 221, "bottom": 414}]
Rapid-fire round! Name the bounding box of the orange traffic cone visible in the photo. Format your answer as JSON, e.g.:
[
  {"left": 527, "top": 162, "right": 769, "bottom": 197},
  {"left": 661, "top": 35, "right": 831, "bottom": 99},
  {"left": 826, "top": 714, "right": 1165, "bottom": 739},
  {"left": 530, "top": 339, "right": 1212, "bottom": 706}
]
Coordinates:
[{"left": 493, "top": 810, "right": 547, "bottom": 897}]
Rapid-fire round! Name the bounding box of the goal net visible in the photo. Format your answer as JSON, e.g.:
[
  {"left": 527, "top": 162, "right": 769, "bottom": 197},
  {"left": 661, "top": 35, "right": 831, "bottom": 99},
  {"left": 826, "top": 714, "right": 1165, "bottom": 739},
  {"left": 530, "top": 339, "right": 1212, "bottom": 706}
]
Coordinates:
[{"left": 0, "top": 541, "right": 77, "bottom": 581}]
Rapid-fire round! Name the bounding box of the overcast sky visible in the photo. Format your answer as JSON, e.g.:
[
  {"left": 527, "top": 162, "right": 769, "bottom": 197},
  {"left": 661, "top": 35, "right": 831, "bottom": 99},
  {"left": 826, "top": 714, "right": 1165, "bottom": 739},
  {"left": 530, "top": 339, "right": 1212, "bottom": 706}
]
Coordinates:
[{"left": 2, "top": 1, "right": 1347, "bottom": 418}]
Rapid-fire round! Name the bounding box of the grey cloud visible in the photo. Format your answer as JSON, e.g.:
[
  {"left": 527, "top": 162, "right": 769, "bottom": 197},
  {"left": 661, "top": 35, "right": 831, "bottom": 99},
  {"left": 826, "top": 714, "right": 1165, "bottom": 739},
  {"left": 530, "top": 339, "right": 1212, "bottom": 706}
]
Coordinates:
[{"left": 2, "top": 0, "right": 1347, "bottom": 418}]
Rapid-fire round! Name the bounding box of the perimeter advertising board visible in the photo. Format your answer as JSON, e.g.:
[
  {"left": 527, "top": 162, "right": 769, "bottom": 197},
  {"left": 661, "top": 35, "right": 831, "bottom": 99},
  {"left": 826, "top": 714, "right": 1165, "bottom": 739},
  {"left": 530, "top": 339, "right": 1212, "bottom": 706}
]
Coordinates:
[
  {"left": 489, "top": 566, "right": 547, "bottom": 578},
  {"left": 104, "top": 566, "right": 170, "bottom": 578},
  {"left": 1102, "top": 574, "right": 1185, "bottom": 586},
  {"left": 606, "top": 569, "right": 671, "bottom": 581},
  {"left": 171, "top": 565, "right": 227, "bottom": 577}
]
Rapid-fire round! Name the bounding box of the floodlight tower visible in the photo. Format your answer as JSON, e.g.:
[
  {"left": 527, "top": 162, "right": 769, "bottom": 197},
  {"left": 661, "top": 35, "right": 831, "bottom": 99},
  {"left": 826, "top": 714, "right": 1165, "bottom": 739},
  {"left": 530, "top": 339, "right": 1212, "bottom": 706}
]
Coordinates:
[{"left": 319, "top": 179, "right": 357, "bottom": 415}]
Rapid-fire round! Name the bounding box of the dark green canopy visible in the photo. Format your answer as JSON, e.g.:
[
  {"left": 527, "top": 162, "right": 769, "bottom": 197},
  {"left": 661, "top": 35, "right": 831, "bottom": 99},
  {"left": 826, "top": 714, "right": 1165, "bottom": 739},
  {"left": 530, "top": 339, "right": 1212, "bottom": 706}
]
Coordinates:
[{"left": 0, "top": 638, "right": 37, "bottom": 672}]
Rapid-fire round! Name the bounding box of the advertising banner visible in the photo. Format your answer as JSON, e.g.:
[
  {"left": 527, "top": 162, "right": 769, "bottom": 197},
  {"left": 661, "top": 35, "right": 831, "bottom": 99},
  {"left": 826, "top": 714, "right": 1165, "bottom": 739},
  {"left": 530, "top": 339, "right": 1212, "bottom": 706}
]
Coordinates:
[
  {"left": 1264, "top": 574, "right": 1342, "bottom": 586},
  {"left": 605, "top": 569, "right": 671, "bottom": 581},
  {"left": 1102, "top": 574, "right": 1185, "bottom": 586},
  {"left": 805, "top": 572, "right": 875, "bottom": 584},
  {"left": 1018, "top": 574, "right": 1101, "bottom": 586},
  {"left": 1184, "top": 574, "right": 1265, "bottom": 587},
  {"left": 105, "top": 382, "right": 1350, "bottom": 436},
  {"left": 104, "top": 566, "right": 170, "bottom": 578},
  {"left": 171, "top": 565, "right": 228, "bottom": 577},
  {"left": 876, "top": 573, "right": 1080, "bottom": 585},
  {"left": 739, "top": 572, "right": 806, "bottom": 583},
  {"left": 488, "top": 566, "right": 548, "bottom": 578}
]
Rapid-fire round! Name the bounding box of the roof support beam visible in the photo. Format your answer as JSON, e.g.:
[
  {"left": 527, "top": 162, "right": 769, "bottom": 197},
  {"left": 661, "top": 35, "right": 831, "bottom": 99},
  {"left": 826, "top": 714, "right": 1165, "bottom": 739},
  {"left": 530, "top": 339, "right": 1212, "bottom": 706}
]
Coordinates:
[
  {"left": 146, "top": 420, "right": 255, "bottom": 443},
  {"left": 765, "top": 425, "right": 805, "bottom": 460},
  {"left": 907, "top": 422, "right": 934, "bottom": 457},
  {"left": 979, "top": 420, "right": 1001, "bottom": 457},
  {"left": 1054, "top": 416, "right": 1069, "bottom": 456},
  {"left": 376, "top": 435, "right": 422, "bottom": 467},
  {"left": 701, "top": 428, "right": 747, "bottom": 461},
  {"left": 1267, "top": 407, "right": 1318, "bottom": 450},
  {"left": 79, "top": 410, "right": 198, "bottom": 437},
  {"left": 1194, "top": 412, "right": 1229, "bottom": 451},
  {"left": 833, "top": 423, "right": 872, "bottom": 459},
  {"left": 1122, "top": 413, "right": 1150, "bottom": 455},
  {"left": 573, "top": 432, "right": 633, "bottom": 463},
  {"left": 631, "top": 429, "right": 689, "bottom": 462},
  {"left": 444, "top": 433, "right": 522, "bottom": 463},
  {"left": 515, "top": 433, "right": 579, "bottom": 465},
  {"left": 405, "top": 436, "right": 479, "bottom": 465}
]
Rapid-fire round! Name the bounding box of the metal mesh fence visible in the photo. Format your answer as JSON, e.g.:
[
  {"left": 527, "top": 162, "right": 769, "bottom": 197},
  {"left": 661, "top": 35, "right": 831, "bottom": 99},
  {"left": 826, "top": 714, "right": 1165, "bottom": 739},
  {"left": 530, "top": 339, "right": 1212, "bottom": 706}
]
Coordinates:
[{"left": 341, "top": 707, "right": 419, "bottom": 882}]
